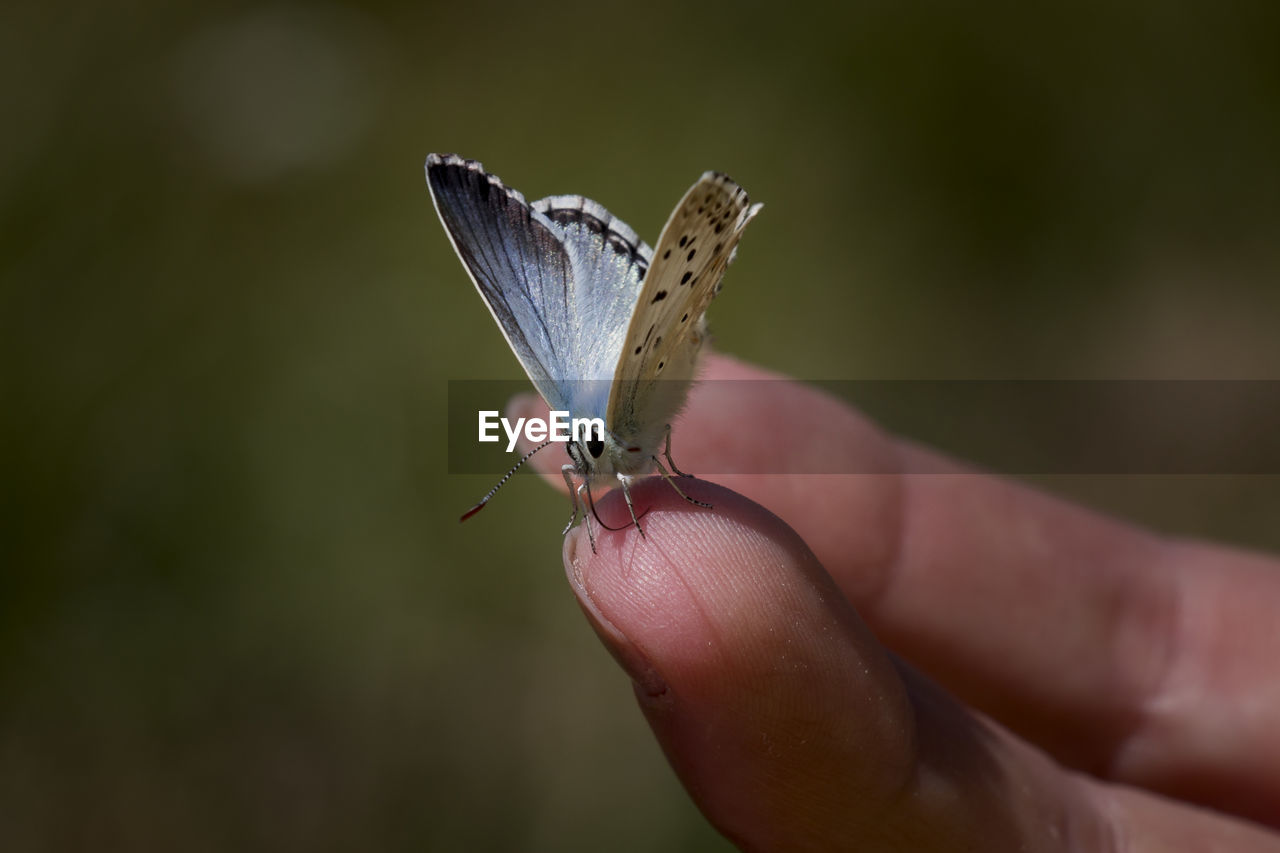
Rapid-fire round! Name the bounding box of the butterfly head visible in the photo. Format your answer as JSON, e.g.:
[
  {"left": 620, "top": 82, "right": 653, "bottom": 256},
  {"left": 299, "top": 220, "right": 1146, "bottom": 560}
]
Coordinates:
[{"left": 566, "top": 421, "right": 653, "bottom": 484}]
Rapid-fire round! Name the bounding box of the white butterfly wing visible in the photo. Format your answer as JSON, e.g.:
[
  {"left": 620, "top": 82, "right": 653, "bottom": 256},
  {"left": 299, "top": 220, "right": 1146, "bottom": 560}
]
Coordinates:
[
  {"left": 426, "top": 154, "right": 649, "bottom": 417},
  {"left": 531, "top": 194, "right": 652, "bottom": 418},
  {"left": 607, "top": 172, "right": 761, "bottom": 452}
]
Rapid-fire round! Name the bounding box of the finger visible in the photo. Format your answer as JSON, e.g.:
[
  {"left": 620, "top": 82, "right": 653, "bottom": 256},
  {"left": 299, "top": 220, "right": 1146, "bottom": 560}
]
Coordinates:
[
  {"left": 512, "top": 353, "right": 1280, "bottom": 825},
  {"left": 566, "top": 479, "right": 1280, "bottom": 851}
]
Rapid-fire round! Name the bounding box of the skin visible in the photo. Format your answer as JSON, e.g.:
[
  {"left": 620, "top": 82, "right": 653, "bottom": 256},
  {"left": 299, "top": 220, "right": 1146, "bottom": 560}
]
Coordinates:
[{"left": 508, "top": 353, "right": 1280, "bottom": 852}]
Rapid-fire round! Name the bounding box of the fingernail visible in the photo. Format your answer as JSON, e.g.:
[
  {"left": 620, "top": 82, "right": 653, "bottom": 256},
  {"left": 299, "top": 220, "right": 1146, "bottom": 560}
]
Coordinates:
[{"left": 563, "top": 532, "right": 668, "bottom": 697}]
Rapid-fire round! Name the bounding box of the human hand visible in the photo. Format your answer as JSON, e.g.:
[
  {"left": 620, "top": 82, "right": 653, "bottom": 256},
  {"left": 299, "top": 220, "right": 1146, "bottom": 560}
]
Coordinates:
[{"left": 516, "top": 353, "right": 1280, "bottom": 851}]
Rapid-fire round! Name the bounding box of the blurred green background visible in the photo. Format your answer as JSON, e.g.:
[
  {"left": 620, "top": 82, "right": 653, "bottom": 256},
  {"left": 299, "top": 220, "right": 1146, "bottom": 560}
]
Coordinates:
[{"left": 4, "top": 0, "right": 1279, "bottom": 849}]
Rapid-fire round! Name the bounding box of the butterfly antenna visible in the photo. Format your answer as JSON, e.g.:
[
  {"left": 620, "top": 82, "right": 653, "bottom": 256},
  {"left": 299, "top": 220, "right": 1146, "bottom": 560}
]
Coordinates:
[{"left": 461, "top": 439, "right": 554, "bottom": 522}]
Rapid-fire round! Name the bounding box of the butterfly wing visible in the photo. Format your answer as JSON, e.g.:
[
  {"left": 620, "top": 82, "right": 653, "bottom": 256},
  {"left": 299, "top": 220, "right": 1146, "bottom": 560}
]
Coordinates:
[
  {"left": 606, "top": 171, "right": 761, "bottom": 452},
  {"left": 531, "top": 193, "right": 652, "bottom": 418},
  {"left": 426, "top": 154, "right": 649, "bottom": 417}
]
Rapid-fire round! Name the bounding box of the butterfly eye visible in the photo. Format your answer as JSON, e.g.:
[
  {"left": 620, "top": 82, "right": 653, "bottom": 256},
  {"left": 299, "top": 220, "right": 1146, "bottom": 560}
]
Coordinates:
[{"left": 586, "top": 425, "right": 604, "bottom": 459}]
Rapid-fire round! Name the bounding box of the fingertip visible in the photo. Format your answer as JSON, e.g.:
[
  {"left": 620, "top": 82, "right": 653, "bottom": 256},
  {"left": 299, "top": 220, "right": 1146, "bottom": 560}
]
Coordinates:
[
  {"left": 562, "top": 478, "right": 916, "bottom": 842},
  {"left": 563, "top": 522, "right": 669, "bottom": 698}
]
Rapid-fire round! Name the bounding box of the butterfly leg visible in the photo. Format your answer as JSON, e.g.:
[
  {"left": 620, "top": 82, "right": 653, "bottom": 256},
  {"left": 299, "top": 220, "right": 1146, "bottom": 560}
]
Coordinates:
[
  {"left": 617, "top": 474, "right": 646, "bottom": 539},
  {"left": 652, "top": 457, "right": 714, "bottom": 509},
  {"left": 661, "top": 424, "right": 695, "bottom": 478},
  {"left": 562, "top": 465, "right": 602, "bottom": 552},
  {"left": 579, "top": 479, "right": 605, "bottom": 552},
  {"left": 561, "top": 464, "right": 582, "bottom": 531},
  {"left": 580, "top": 482, "right": 597, "bottom": 552},
  {"left": 654, "top": 426, "right": 712, "bottom": 509}
]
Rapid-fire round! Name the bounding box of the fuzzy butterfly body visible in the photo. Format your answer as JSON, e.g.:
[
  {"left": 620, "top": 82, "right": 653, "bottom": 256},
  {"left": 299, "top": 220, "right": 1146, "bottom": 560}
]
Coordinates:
[{"left": 426, "top": 154, "right": 760, "bottom": 544}]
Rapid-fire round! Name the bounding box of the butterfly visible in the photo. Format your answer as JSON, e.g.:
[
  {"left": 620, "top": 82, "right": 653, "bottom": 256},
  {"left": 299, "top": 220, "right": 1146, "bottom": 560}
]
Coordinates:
[{"left": 426, "top": 154, "right": 760, "bottom": 548}]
